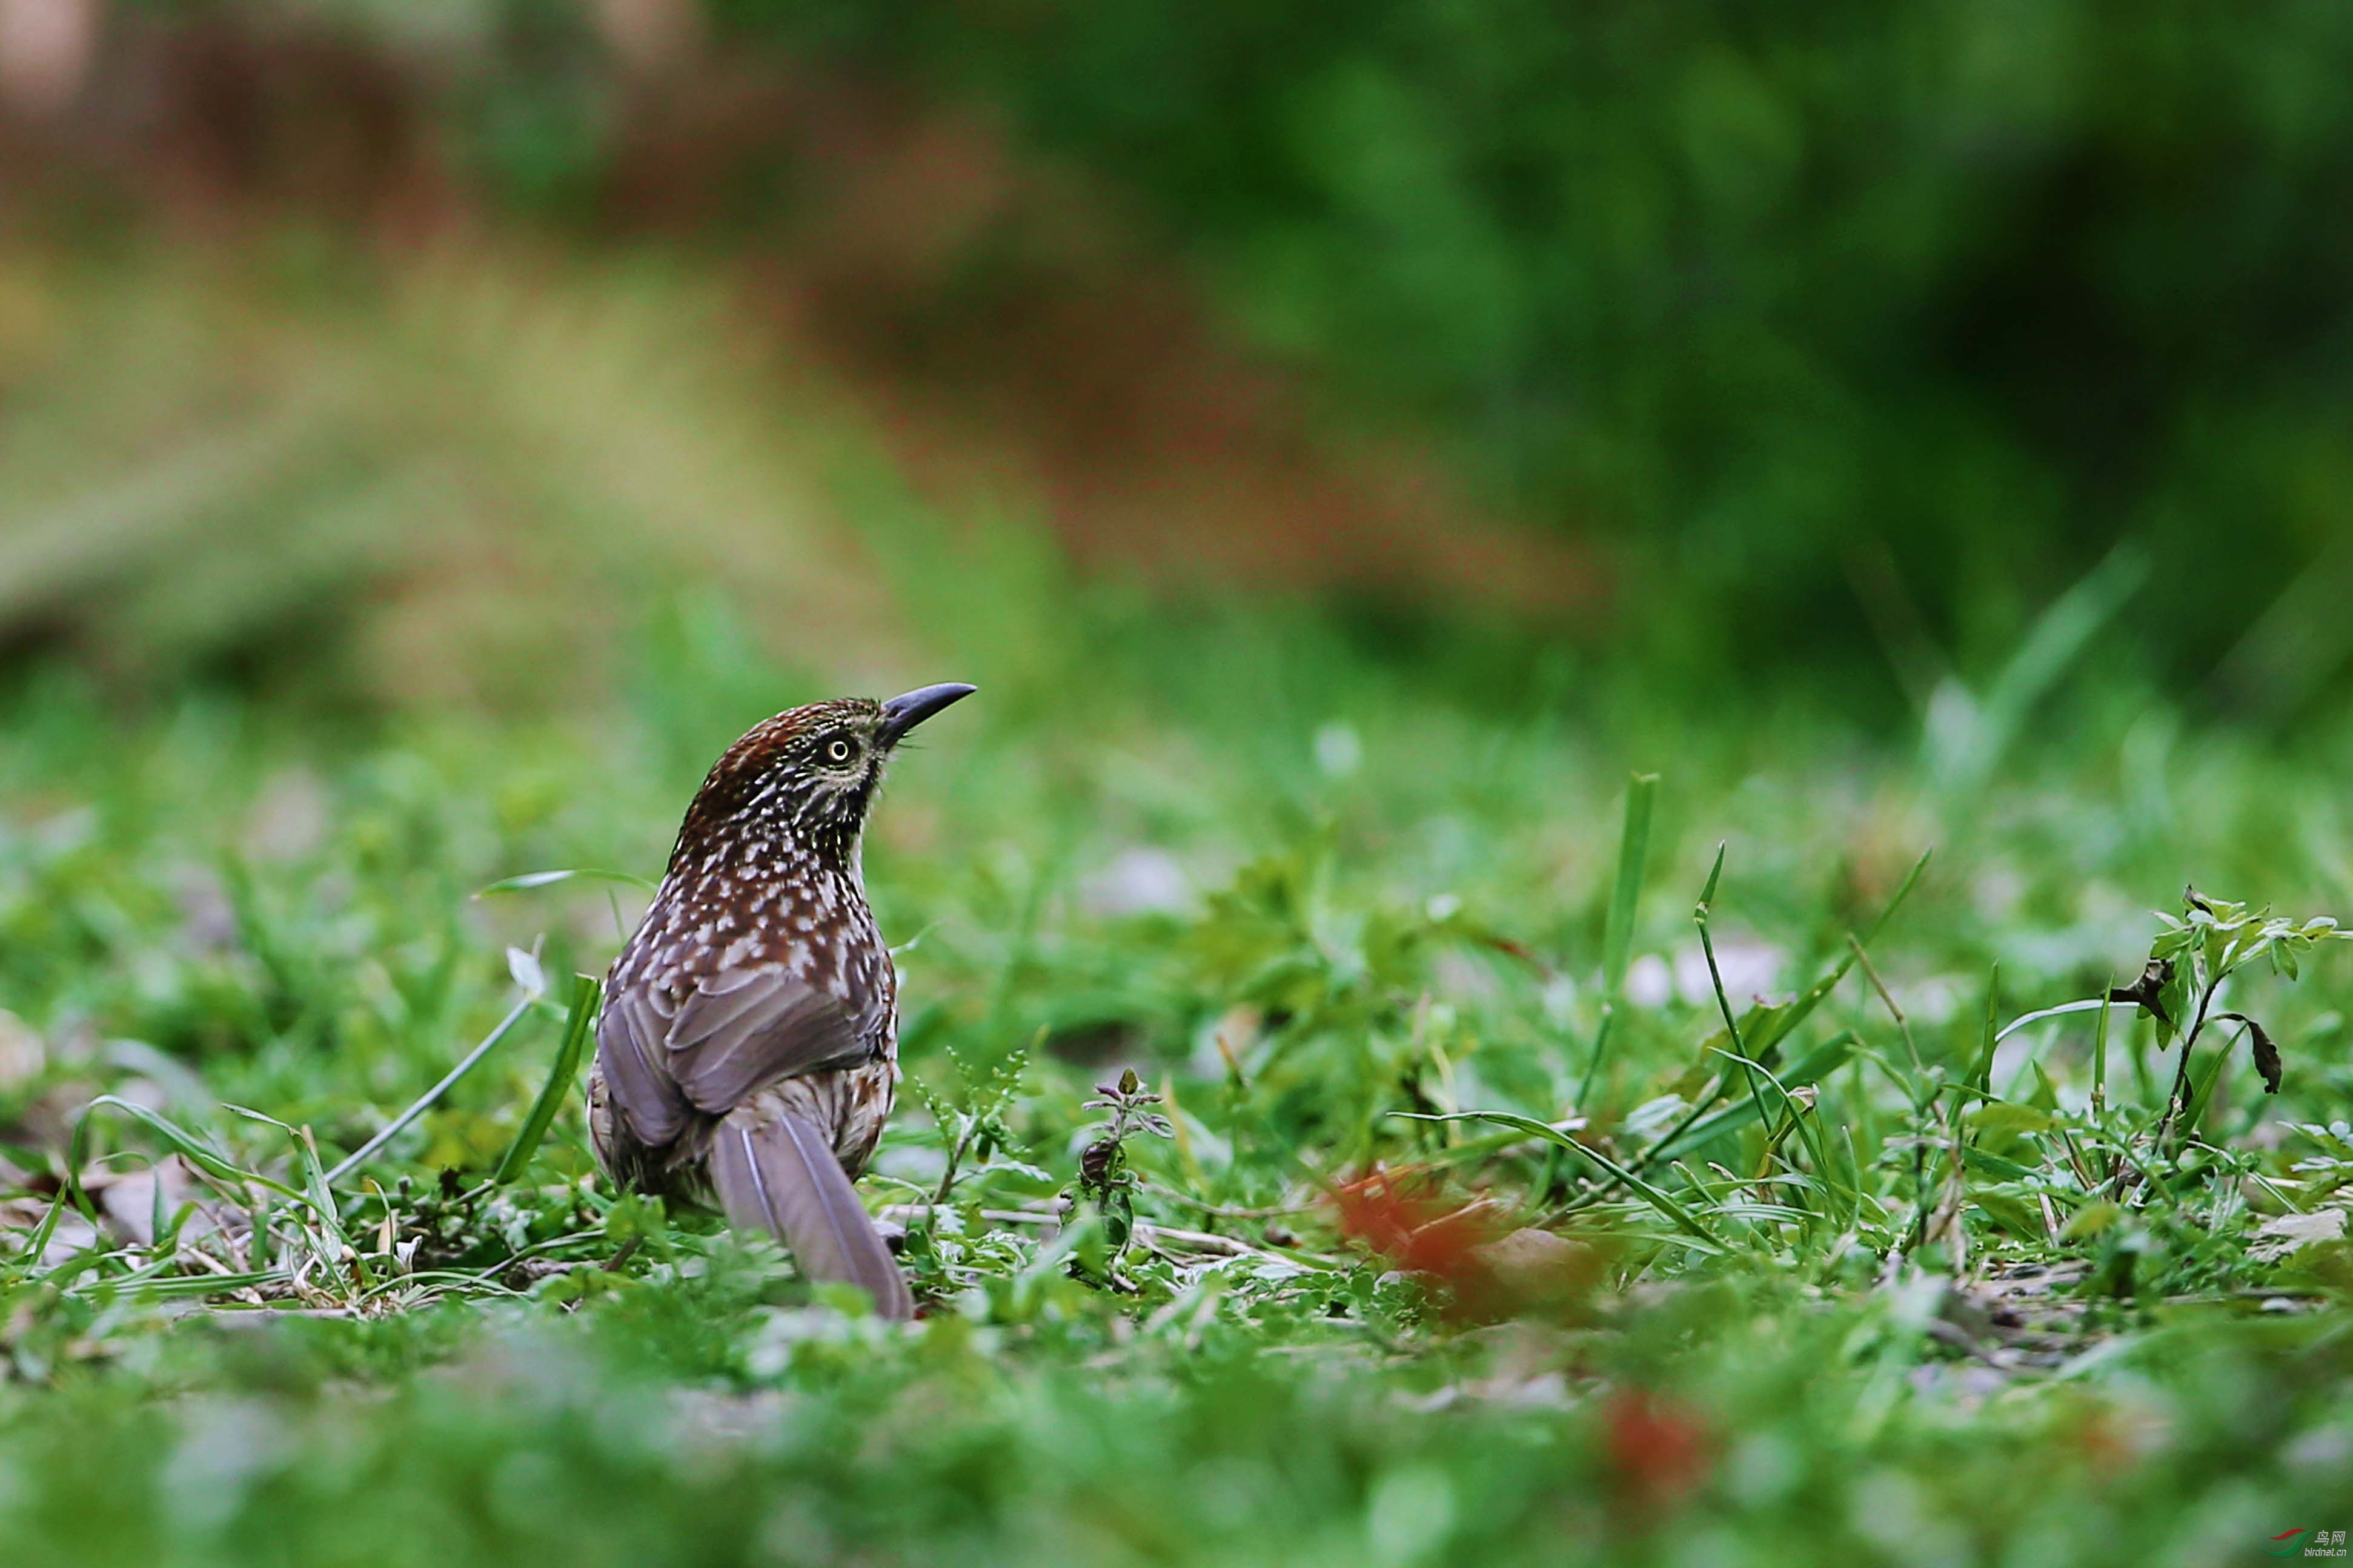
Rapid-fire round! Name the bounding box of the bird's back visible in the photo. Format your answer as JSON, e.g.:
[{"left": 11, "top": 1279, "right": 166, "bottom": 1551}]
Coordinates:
[{"left": 592, "top": 852, "right": 898, "bottom": 1174}]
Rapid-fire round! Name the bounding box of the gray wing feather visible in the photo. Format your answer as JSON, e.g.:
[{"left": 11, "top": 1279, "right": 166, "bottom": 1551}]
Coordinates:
[
  {"left": 665, "top": 968, "right": 868, "bottom": 1114},
  {"left": 711, "top": 1102, "right": 915, "bottom": 1320},
  {"left": 594, "top": 986, "right": 691, "bottom": 1146},
  {"left": 596, "top": 968, "right": 869, "bottom": 1143}
]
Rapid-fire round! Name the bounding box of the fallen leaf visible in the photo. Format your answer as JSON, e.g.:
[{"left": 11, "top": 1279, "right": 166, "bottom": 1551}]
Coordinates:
[{"left": 2251, "top": 1207, "right": 2346, "bottom": 1263}]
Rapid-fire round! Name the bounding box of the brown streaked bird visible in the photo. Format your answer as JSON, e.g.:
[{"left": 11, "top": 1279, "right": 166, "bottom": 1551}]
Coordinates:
[{"left": 588, "top": 683, "right": 976, "bottom": 1320}]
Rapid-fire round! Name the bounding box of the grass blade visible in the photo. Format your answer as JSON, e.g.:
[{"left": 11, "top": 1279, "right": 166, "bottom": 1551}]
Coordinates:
[
  {"left": 1395, "top": 1109, "right": 1726, "bottom": 1250},
  {"left": 1707, "top": 1045, "right": 1836, "bottom": 1196},
  {"left": 2091, "top": 973, "right": 2114, "bottom": 1116},
  {"left": 224, "top": 1105, "right": 352, "bottom": 1259},
  {"left": 496, "top": 974, "right": 602, "bottom": 1185},
  {"left": 1969, "top": 964, "right": 2002, "bottom": 1096},
  {"left": 1749, "top": 848, "right": 1933, "bottom": 1060},
  {"left": 1993, "top": 996, "right": 2113, "bottom": 1048},
  {"left": 324, "top": 957, "right": 548, "bottom": 1186},
  {"left": 477, "top": 867, "right": 659, "bottom": 897},
  {"left": 28, "top": 1095, "right": 315, "bottom": 1281},
  {"left": 1601, "top": 773, "right": 1658, "bottom": 994},
  {"left": 78, "top": 1097, "right": 307, "bottom": 1206},
  {"left": 1577, "top": 773, "right": 1659, "bottom": 1108},
  {"left": 1648, "top": 1033, "right": 1858, "bottom": 1164}
]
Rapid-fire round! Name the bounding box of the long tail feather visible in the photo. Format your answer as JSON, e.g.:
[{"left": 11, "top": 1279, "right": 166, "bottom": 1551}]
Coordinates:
[{"left": 711, "top": 1103, "right": 914, "bottom": 1321}]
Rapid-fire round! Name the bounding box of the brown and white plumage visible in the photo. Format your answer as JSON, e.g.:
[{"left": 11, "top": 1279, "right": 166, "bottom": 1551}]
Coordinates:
[{"left": 588, "top": 684, "right": 975, "bottom": 1320}]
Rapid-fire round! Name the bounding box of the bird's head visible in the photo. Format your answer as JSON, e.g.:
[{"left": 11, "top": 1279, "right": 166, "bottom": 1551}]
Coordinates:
[{"left": 674, "top": 683, "right": 975, "bottom": 871}]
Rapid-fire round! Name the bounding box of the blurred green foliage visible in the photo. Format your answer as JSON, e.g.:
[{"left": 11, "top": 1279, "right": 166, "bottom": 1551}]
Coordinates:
[
  {"left": 25, "top": 1, "right": 2353, "bottom": 698},
  {"left": 705, "top": 0, "right": 2353, "bottom": 684}
]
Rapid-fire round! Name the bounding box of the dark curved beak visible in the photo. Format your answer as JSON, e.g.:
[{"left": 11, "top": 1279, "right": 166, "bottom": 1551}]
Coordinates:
[{"left": 878, "top": 682, "right": 977, "bottom": 747}]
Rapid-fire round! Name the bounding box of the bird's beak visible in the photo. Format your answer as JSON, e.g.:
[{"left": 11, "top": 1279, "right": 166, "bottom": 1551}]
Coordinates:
[{"left": 878, "top": 682, "right": 977, "bottom": 747}]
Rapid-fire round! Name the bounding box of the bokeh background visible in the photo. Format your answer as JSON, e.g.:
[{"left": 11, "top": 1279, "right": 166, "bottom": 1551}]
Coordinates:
[{"left": 4, "top": 0, "right": 2349, "bottom": 721}]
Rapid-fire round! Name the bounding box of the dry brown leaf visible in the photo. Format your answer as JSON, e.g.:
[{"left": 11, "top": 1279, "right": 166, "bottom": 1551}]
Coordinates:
[{"left": 2251, "top": 1207, "right": 2348, "bottom": 1263}]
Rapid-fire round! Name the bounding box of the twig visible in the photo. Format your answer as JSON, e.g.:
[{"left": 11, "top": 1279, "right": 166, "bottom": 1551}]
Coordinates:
[{"left": 1138, "top": 1182, "right": 1316, "bottom": 1220}]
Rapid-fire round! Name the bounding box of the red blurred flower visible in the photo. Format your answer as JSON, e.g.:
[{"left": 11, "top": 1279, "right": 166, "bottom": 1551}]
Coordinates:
[
  {"left": 1330, "top": 1168, "right": 1605, "bottom": 1321},
  {"left": 1602, "top": 1386, "right": 1711, "bottom": 1513},
  {"left": 1330, "top": 1168, "right": 1501, "bottom": 1288}
]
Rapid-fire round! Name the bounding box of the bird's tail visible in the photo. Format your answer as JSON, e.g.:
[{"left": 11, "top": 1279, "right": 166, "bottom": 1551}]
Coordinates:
[{"left": 710, "top": 1101, "right": 915, "bottom": 1321}]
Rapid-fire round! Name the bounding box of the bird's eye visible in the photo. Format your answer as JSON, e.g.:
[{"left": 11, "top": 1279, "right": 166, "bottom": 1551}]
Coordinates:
[{"left": 822, "top": 736, "right": 857, "bottom": 765}]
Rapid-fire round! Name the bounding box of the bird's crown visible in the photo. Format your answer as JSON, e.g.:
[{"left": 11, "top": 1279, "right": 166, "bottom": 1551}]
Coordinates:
[{"left": 669, "top": 684, "right": 974, "bottom": 870}]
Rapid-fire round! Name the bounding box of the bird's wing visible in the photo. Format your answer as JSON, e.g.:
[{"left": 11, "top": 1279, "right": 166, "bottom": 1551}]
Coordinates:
[
  {"left": 594, "top": 982, "right": 693, "bottom": 1147},
  {"left": 661, "top": 966, "right": 870, "bottom": 1114}
]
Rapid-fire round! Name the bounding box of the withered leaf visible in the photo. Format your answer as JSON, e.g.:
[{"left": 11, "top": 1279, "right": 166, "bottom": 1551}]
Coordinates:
[
  {"left": 2109, "top": 957, "right": 2175, "bottom": 1027},
  {"left": 2219, "top": 1013, "right": 2283, "bottom": 1095}
]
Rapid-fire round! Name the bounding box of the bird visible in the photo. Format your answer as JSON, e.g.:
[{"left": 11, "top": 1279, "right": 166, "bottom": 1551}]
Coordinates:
[{"left": 587, "top": 682, "right": 976, "bottom": 1320}]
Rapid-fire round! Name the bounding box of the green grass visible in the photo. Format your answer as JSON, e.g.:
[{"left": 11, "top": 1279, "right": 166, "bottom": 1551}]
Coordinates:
[{"left": 5, "top": 523, "right": 2353, "bottom": 1563}]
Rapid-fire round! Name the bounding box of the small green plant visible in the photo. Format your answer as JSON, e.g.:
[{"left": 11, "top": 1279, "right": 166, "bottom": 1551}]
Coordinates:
[
  {"left": 909, "top": 1039, "right": 1032, "bottom": 1206},
  {"left": 2142, "top": 888, "right": 2347, "bottom": 1143},
  {"left": 1073, "top": 1068, "right": 1173, "bottom": 1259}
]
